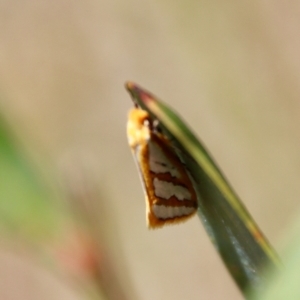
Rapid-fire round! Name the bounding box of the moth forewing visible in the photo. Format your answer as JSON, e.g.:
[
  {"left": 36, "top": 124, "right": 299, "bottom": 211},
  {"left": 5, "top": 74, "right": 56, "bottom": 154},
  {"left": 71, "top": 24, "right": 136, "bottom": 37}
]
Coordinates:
[{"left": 127, "top": 108, "right": 197, "bottom": 228}]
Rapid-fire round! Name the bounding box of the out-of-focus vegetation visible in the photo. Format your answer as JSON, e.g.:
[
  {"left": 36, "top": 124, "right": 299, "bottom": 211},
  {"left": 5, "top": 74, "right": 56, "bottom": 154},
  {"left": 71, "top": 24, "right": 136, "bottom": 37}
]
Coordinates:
[{"left": 0, "top": 112, "right": 65, "bottom": 240}]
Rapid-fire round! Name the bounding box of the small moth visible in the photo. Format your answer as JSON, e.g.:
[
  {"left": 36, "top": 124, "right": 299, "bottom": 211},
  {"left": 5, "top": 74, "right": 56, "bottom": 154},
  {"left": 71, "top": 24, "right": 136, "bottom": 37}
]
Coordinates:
[{"left": 127, "top": 107, "right": 198, "bottom": 228}]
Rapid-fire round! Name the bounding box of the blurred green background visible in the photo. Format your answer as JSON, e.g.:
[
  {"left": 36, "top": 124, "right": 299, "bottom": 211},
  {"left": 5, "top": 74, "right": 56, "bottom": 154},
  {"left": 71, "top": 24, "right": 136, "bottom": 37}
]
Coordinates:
[{"left": 0, "top": 1, "right": 299, "bottom": 299}]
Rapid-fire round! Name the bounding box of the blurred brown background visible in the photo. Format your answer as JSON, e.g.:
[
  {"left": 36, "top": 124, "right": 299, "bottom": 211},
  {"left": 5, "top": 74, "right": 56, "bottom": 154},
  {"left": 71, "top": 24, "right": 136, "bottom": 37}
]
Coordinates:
[{"left": 0, "top": 0, "right": 300, "bottom": 299}]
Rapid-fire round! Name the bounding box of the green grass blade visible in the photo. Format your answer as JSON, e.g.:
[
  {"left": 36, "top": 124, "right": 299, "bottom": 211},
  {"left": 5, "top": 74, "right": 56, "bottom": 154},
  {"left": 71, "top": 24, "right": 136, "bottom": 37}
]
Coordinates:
[{"left": 125, "top": 82, "right": 281, "bottom": 295}]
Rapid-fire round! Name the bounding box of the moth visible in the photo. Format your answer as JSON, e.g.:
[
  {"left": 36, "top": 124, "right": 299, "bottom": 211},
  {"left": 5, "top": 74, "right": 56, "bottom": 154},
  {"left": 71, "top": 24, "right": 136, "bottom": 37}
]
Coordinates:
[{"left": 127, "top": 107, "right": 198, "bottom": 228}]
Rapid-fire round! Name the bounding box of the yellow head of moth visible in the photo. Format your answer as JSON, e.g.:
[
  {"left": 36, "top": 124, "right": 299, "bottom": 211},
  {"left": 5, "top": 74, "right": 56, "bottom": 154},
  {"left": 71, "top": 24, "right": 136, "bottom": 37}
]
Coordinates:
[{"left": 127, "top": 107, "right": 198, "bottom": 229}]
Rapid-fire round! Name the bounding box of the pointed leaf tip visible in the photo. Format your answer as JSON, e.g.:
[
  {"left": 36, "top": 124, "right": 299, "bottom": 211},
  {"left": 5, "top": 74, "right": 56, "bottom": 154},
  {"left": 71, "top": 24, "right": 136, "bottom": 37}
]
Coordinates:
[
  {"left": 125, "top": 81, "right": 154, "bottom": 105},
  {"left": 125, "top": 81, "right": 135, "bottom": 91}
]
